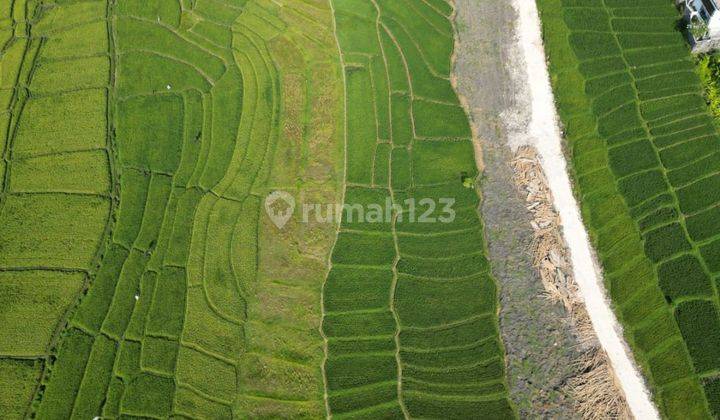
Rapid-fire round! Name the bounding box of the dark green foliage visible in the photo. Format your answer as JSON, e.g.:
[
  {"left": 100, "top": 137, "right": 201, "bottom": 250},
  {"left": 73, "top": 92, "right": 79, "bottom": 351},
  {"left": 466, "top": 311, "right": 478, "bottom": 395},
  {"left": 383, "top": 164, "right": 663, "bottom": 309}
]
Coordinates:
[
  {"left": 396, "top": 273, "right": 496, "bottom": 327},
  {"left": 328, "top": 381, "right": 398, "bottom": 415},
  {"left": 677, "top": 173, "right": 720, "bottom": 214},
  {"left": 323, "top": 311, "right": 397, "bottom": 338},
  {"left": 578, "top": 56, "right": 626, "bottom": 78},
  {"left": 403, "top": 356, "right": 505, "bottom": 385},
  {"left": 660, "top": 137, "right": 720, "bottom": 169},
  {"left": 397, "top": 253, "right": 489, "bottom": 279},
  {"left": 568, "top": 32, "right": 620, "bottom": 60},
  {"left": 629, "top": 193, "right": 674, "bottom": 219},
  {"left": 73, "top": 245, "right": 129, "bottom": 333},
  {"left": 37, "top": 329, "right": 93, "bottom": 419},
  {"left": 324, "top": 267, "right": 394, "bottom": 312},
  {"left": 617, "top": 170, "right": 667, "bottom": 208},
  {"left": 591, "top": 85, "right": 635, "bottom": 115},
  {"left": 637, "top": 206, "right": 677, "bottom": 232},
  {"left": 704, "top": 377, "right": 720, "bottom": 418},
  {"left": 675, "top": 300, "right": 720, "bottom": 373},
  {"left": 399, "top": 315, "right": 497, "bottom": 350},
  {"left": 657, "top": 254, "right": 714, "bottom": 302},
  {"left": 332, "top": 232, "right": 396, "bottom": 266},
  {"left": 121, "top": 374, "right": 175, "bottom": 418},
  {"left": 697, "top": 53, "right": 720, "bottom": 119},
  {"left": 403, "top": 394, "right": 515, "bottom": 420},
  {"left": 400, "top": 338, "right": 501, "bottom": 369},
  {"left": 653, "top": 126, "right": 716, "bottom": 149},
  {"left": 404, "top": 378, "right": 506, "bottom": 397},
  {"left": 686, "top": 205, "right": 720, "bottom": 241},
  {"left": 667, "top": 151, "right": 720, "bottom": 188},
  {"left": 643, "top": 223, "right": 691, "bottom": 263},
  {"left": 562, "top": 8, "right": 611, "bottom": 31},
  {"left": 608, "top": 140, "right": 658, "bottom": 177},
  {"left": 537, "top": 0, "right": 717, "bottom": 415},
  {"left": 700, "top": 239, "right": 720, "bottom": 273},
  {"left": 328, "top": 337, "right": 396, "bottom": 356},
  {"left": 585, "top": 72, "right": 632, "bottom": 98},
  {"left": 325, "top": 355, "right": 397, "bottom": 391}
]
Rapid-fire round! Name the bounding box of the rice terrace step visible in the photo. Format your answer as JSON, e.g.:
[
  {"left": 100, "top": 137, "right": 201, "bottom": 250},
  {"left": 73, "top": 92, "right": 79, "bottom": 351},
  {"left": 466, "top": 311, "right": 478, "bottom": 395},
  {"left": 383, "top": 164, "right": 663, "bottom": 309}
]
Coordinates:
[{"left": 0, "top": 0, "right": 717, "bottom": 419}]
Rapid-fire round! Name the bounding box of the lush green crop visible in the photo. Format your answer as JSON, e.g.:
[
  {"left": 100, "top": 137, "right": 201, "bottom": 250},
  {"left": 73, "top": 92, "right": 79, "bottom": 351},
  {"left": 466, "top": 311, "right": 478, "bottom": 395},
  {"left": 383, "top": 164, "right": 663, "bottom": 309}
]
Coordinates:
[
  {"left": 1, "top": 0, "right": 344, "bottom": 418},
  {"left": 322, "top": 0, "right": 514, "bottom": 417},
  {"left": 538, "top": 0, "right": 720, "bottom": 416}
]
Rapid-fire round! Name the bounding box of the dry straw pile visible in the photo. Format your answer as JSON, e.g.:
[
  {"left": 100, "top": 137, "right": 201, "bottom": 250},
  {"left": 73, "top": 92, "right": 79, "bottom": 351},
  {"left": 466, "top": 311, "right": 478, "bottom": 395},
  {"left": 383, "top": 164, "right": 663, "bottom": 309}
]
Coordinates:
[{"left": 512, "top": 146, "right": 631, "bottom": 420}]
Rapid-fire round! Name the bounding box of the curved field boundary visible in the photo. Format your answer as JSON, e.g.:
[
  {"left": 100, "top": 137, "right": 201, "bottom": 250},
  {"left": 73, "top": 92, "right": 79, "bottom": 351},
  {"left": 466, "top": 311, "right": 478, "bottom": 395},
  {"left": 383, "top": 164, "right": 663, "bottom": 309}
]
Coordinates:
[
  {"left": 0, "top": 0, "right": 115, "bottom": 417},
  {"left": 537, "top": 0, "right": 720, "bottom": 417},
  {"left": 322, "top": 0, "right": 516, "bottom": 418},
  {"left": 31, "top": 0, "right": 344, "bottom": 418}
]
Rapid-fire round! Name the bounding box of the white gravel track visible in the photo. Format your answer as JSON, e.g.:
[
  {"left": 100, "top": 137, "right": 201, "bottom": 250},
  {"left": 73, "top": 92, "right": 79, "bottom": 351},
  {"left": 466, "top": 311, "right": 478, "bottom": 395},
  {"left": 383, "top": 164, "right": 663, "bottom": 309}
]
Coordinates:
[{"left": 509, "top": 1, "right": 660, "bottom": 418}]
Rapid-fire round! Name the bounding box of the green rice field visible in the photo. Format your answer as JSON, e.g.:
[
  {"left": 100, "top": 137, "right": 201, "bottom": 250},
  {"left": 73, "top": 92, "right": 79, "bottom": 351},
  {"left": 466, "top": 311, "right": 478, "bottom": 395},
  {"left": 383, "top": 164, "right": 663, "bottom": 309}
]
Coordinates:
[
  {"left": 538, "top": 0, "right": 720, "bottom": 417},
  {"left": 322, "top": 0, "right": 514, "bottom": 417},
  {"left": 0, "top": 0, "right": 515, "bottom": 418},
  {"left": 6, "top": 0, "right": 720, "bottom": 417}
]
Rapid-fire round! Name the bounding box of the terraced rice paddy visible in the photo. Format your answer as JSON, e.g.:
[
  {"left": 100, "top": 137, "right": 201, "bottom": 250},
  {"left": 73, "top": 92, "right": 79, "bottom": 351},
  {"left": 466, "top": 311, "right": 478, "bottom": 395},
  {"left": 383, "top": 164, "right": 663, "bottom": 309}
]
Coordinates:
[
  {"left": 1, "top": 0, "right": 345, "bottom": 418},
  {"left": 0, "top": 0, "right": 518, "bottom": 418},
  {"left": 321, "top": 0, "right": 514, "bottom": 418},
  {"left": 538, "top": 0, "right": 720, "bottom": 417}
]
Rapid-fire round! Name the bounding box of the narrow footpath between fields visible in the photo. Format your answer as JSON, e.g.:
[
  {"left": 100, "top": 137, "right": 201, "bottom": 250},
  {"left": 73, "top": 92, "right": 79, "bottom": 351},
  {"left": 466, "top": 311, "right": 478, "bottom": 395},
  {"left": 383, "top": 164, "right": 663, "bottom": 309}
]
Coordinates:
[{"left": 509, "top": 1, "right": 659, "bottom": 418}]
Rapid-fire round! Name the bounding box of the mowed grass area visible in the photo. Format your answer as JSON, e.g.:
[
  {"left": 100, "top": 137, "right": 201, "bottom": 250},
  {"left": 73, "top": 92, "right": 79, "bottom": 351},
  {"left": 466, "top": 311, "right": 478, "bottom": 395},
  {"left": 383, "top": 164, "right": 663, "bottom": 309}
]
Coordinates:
[
  {"left": 538, "top": 0, "right": 720, "bottom": 417},
  {"left": 0, "top": 0, "right": 112, "bottom": 418},
  {"left": 322, "top": 0, "right": 515, "bottom": 418},
  {"left": 0, "top": 0, "right": 344, "bottom": 419}
]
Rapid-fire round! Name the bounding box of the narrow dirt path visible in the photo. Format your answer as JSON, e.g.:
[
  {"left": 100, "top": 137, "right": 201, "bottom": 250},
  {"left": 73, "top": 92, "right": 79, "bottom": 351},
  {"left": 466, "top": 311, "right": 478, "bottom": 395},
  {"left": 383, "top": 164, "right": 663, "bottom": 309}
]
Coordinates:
[{"left": 507, "top": 1, "right": 659, "bottom": 418}]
